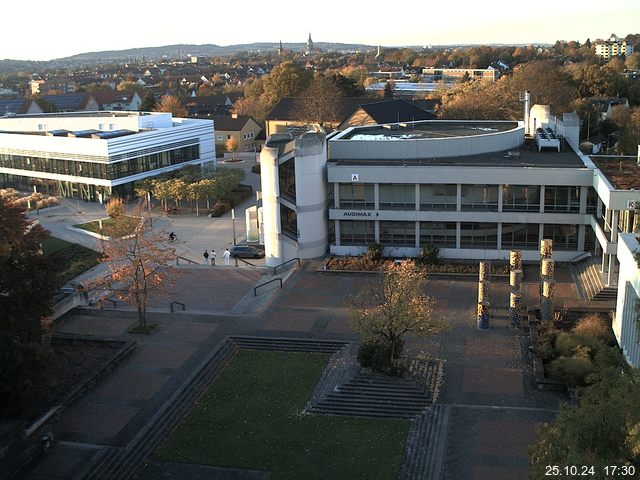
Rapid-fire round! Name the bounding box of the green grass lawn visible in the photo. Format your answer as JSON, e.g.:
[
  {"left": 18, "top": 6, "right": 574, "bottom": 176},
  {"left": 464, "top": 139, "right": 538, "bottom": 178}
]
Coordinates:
[
  {"left": 74, "top": 216, "right": 137, "bottom": 236},
  {"left": 41, "top": 236, "right": 101, "bottom": 286},
  {"left": 156, "top": 350, "right": 410, "bottom": 480}
]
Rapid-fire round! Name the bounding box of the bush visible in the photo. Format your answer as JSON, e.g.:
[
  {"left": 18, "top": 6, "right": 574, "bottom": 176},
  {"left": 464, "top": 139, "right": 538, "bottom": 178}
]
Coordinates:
[
  {"left": 549, "top": 356, "right": 595, "bottom": 386},
  {"left": 210, "top": 201, "right": 230, "bottom": 217},
  {"left": 364, "top": 243, "right": 384, "bottom": 262},
  {"left": 554, "top": 332, "right": 598, "bottom": 357},
  {"left": 417, "top": 245, "right": 439, "bottom": 266},
  {"left": 572, "top": 314, "right": 612, "bottom": 344},
  {"left": 358, "top": 339, "right": 405, "bottom": 374},
  {"left": 105, "top": 197, "right": 125, "bottom": 218},
  {"left": 251, "top": 164, "right": 261, "bottom": 174}
]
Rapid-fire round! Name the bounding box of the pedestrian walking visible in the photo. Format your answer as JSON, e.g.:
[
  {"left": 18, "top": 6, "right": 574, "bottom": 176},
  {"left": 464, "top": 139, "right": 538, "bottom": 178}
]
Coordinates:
[
  {"left": 223, "top": 248, "right": 231, "bottom": 265},
  {"left": 203, "top": 249, "right": 210, "bottom": 265},
  {"left": 210, "top": 249, "right": 216, "bottom": 266}
]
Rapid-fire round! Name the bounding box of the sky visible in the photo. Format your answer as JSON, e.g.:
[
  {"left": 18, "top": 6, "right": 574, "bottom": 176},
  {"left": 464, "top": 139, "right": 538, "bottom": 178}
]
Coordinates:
[{"left": 2, "top": 0, "right": 640, "bottom": 61}]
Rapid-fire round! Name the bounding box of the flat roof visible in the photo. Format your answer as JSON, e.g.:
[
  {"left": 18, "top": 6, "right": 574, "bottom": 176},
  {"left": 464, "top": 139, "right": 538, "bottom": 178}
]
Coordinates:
[
  {"left": 592, "top": 156, "right": 640, "bottom": 190},
  {"left": 7, "top": 111, "right": 152, "bottom": 119},
  {"left": 330, "top": 140, "right": 586, "bottom": 169},
  {"left": 340, "top": 121, "right": 519, "bottom": 140}
]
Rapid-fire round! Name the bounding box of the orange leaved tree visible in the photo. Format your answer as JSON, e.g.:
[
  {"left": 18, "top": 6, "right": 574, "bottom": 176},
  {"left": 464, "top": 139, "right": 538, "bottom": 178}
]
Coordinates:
[{"left": 98, "top": 203, "right": 176, "bottom": 330}]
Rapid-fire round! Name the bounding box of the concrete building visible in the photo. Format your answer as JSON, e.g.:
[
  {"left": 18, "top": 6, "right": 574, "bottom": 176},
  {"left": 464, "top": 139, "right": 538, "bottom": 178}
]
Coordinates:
[
  {"left": 0, "top": 111, "right": 215, "bottom": 202},
  {"left": 210, "top": 114, "right": 263, "bottom": 152},
  {"left": 595, "top": 33, "right": 634, "bottom": 59}
]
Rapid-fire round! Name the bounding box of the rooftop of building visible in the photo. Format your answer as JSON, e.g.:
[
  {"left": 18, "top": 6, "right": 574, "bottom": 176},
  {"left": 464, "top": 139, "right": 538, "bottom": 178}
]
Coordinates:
[
  {"left": 338, "top": 120, "right": 519, "bottom": 141},
  {"left": 591, "top": 156, "right": 640, "bottom": 190},
  {"left": 330, "top": 138, "right": 586, "bottom": 169},
  {"left": 3, "top": 111, "right": 152, "bottom": 119}
]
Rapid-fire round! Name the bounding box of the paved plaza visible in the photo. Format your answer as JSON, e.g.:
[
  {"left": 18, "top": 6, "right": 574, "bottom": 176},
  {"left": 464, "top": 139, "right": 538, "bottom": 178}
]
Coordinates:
[{"left": 20, "top": 254, "right": 578, "bottom": 480}]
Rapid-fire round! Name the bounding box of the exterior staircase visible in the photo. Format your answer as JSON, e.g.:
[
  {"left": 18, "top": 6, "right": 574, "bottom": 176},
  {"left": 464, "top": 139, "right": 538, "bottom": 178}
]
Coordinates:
[{"left": 572, "top": 258, "right": 618, "bottom": 302}]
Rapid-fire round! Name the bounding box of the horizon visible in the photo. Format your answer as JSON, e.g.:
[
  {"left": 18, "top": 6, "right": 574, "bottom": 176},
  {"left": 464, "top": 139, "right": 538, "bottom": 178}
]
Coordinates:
[{"left": 3, "top": 0, "right": 640, "bottom": 61}]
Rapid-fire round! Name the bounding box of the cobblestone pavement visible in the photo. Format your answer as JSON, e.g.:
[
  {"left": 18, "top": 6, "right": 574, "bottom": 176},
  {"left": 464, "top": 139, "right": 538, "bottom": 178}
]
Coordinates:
[{"left": 22, "top": 260, "right": 572, "bottom": 480}]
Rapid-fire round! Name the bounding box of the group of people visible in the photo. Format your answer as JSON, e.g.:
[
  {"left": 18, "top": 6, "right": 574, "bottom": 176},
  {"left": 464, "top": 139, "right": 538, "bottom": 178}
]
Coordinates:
[{"left": 203, "top": 248, "right": 230, "bottom": 265}]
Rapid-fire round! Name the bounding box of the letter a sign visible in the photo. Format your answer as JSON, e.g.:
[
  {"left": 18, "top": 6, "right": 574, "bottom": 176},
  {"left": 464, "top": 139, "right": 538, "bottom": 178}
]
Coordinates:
[{"left": 351, "top": 173, "right": 359, "bottom": 182}]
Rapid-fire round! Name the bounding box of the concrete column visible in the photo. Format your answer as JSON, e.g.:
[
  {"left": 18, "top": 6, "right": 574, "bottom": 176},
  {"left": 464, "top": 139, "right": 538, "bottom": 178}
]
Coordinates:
[
  {"left": 415, "top": 184, "right": 420, "bottom": 212},
  {"left": 510, "top": 250, "right": 522, "bottom": 271},
  {"left": 541, "top": 279, "right": 555, "bottom": 322},
  {"left": 538, "top": 224, "right": 544, "bottom": 245},
  {"left": 477, "top": 302, "right": 490, "bottom": 329},
  {"left": 607, "top": 254, "right": 616, "bottom": 287},
  {"left": 510, "top": 269, "right": 523, "bottom": 291},
  {"left": 578, "top": 224, "right": 586, "bottom": 251},
  {"left": 496, "top": 223, "right": 502, "bottom": 250},
  {"left": 456, "top": 184, "right": 462, "bottom": 212},
  {"left": 456, "top": 222, "right": 461, "bottom": 249},
  {"left": 477, "top": 261, "right": 491, "bottom": 329},
  {"left": 541, "top": 258, "right": 555, "bottom": 279},
  {"left": 334, "top": 220, "right": 341, "bottom": 246},
  {"left": 597, "top": 197, "right": 603, "bottom": 219},
  {"left": 509, "top": 291, "right": 522, "bottom": 327},
  {"left": 479, "top": 261, "right": 491, "bottom": 281},
  {"left": 611, "top": 209, "right": 619, "bottom": 245},
  {"left": 333, "top": 183, "right": 340, "bottom": 209},
  {"left": 602, "top": 253, "right": 608, "bottom": 275},
  {"left": 539, "top": 185, "right": 545, "bottom": 213},
  {"left": 478, "top": 280, "right": 490, "bottom": 304},
  {"left": 634, "top": 209, "right": 640, "bottom": 234},
  {"left": 415, "top": 221, "right": 420, "bottom": 249},
  {"left": 579, "top": 186, "right": 588, "bottom": 215},
  {"left": 497, "top": 185, "right": 503, "bottom": 213},
  {"left": 374, "top": 220, "right": 380, "bottom": 243},
  {"left": 374, "top": 183, "right": 380, "bottom": 210}
]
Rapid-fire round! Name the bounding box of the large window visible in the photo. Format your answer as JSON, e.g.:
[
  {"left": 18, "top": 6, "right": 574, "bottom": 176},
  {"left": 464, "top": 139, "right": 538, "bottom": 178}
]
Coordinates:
[
  {"left": 501, "top": 223, "right": 539, "bottom": 249},
  {"left": 419, "top": 222, "right": 456, "bottom": 248},
  {"left": 340, "top": 220, "right": 375, "bottom": 245},
  {"left": 280, "top": 204, "right": 297, "bottom": 240},
  {"left": 380, "top": 221, "right": 416, "bottom": 246},
  {"left": 460, "top": 222, "right": 498, "bottom": 249},
  {"left": 461, "top": 185, "right": 498, "bottom": 211},
  {"left": 544, "top": 186, "right": 580, "bottom": 213},
  {"left": 420, "top": 184, "right": 456, "bottom": 210},
  {"left": 339, "top": 184, "right": 374, "bottom": 209},
  {"left": 502, "top": 185, "right": 540, "bottom": 212},
  {"left": 586, "top": 187, "right": 598, "bottom": 214},
  {"left": 278, "top": 158, "right": 296, "bottom": 203},
  {"left": 543, "top": 224, "right": 578, "bottom": 250},
  {"left": 379, "top": 184, "right": 415, "bottom": 210},
  {"left": 0, "top": 144, "right": 200, "bottom": 181}
]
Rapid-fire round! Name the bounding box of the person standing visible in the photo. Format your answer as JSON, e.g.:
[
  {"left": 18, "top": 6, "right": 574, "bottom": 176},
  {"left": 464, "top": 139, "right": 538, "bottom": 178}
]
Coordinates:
[
  {"left": 203, "top": 249, "right": 210, "bottom": 265},
  {"left": 210, "top": 249, "right": 216, "bottom": 266},
  {"left": 223, "top": 248, "right": 231, "bottom": 265}
]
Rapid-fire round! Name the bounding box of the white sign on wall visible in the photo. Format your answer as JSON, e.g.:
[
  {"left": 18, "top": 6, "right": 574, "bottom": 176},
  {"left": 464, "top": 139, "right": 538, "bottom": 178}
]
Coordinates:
[
  {"left": 351, "top": 173, "right": 359, "bottom": 182},
  {"left": 627, "top": 200, "right": 639, "bottom": 209}
]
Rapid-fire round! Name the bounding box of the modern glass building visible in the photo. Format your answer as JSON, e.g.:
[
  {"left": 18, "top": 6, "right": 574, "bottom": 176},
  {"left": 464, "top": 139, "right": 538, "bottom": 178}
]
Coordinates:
[{"left": 0, "top": 111, "right": 215, "bottom": 201}]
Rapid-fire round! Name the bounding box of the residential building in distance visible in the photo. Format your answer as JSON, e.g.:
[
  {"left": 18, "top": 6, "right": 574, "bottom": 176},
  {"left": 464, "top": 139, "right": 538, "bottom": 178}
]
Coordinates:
[
  {"left": 594, "top": 33, "right": 634, "bottom": 59},
  {"left": 588, "top": 96, "right": 630, "bottom": 120},
  {"left": 210, "top": 114, "right": 263, "bottom": 152},
  {"left": 93, "top": 91, "right": 143, "bottom": 111},
  {"left": 0, "top": 111, "right": 215, "bottom": 202},
  {"left": 184, "top": 93, "right": 243, "bottom": 117},
  {"left": 421, "top": 67, "right": 498, "bottom": 82},
  {"left": 0, "top": 98, "right": 43, "bottom": 116},
  {"left": 40, "top": 93, "right": 99, "bottom": 112}
]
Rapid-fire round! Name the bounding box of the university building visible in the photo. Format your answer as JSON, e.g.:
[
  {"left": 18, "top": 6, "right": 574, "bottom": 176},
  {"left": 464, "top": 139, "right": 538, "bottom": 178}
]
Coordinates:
[
  {"left": 0, "top": 111, "right": 215, "bottom": 202},
  {"left": 259, "top": 108, "right": 640, "bottom": 367}
]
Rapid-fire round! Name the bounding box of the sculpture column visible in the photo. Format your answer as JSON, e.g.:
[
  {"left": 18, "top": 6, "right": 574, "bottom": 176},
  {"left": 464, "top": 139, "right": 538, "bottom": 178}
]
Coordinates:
[{"left": 477, "top": 261, "right": 491, "bottom": 329}]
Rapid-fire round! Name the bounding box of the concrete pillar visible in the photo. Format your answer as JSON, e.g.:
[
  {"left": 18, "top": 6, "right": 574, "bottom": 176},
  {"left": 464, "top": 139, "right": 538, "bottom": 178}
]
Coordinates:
[
  {"left": 497, "top": 185, "right": 503, "bottom": 213},
  {"left": 456, "top": 184, "right": 462, "bottom": 212},
  {"left": 510, "top": 269, "right": 523, "bottom": 291},
  {"left": 477, "top": 261, "right": 491, "bottom": 329},
  {"left": 509, "top": 291, "right": 522, "bottom": 327},
  {"left": 602, "top": 253, "right": 608, "bottom": 275},
  {"left": 415, "top": 221, "right": 420, "bottom": 249},
  {"left": 509, "top": 250, "right": 522, "bottom": 271},
  {"left": 415, "top": 184, "right": 420, "bottom": 212},
  {"left": 456, "top": 222, "right": 461, "bottom": 249},
  {"left": 496, "top": 223, "right": 502, "bottom": 250},
  {"left": 634, "top": 209, "right": 640, "bottom": 234},
  {"left": 374, "top": 220, "right": 380, "bottom": 243},
  {"left": 541, "top": 279, "right": 555, "bottom": 322},
  {"left": 479, "top": 261, "right": 491, "bottom": 281},
  {"left": 539, "top": 185, "right": 545, "bottom": 213},
  {"left": 578, "top": 224, "right": 586, "bottom": 252},
  {"left": 335, "top": 220, "right": 341, "bottom": 246},
  {"left": 607, "top": 254, "right": 616, "bottom": 287},
  {"left": 541, "top": 258, "right": 555, "bottom": 279},
  {"left": 477, "top": 301, "right": 490, "bottom": 329},
  {"left": 540, "top": 239, "right": 553, "bottom": 259},
  {"left": 579, "top": 186, "right": 588, "bottom": 215},
  {"left": 333, "top": 183, "right": 340, "bottom": 209},
  {"left": 597, "top": 197, "right": 603, "bottom": 219},
  {"left": 374, "top": 183, "right": 380, "bottom": 210},
  {"left": 478, "top": 279, "right": 490, "bottom": 304}
]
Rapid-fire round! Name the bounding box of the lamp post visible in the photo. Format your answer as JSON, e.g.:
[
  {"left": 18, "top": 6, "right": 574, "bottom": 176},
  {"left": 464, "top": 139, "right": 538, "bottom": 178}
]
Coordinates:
[{"left": 232, "top": 208, "right": 237, "bottom": 245}]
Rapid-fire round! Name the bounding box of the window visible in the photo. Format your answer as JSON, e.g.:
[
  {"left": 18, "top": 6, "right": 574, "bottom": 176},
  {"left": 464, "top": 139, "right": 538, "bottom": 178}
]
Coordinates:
[
  {"left": 543, "top": 224, "right": 578, "bottom": 250},
  {"left": 278, "top": 158, "right": 296, "bottom": 202},
  {"left": 340, "top": 220, "right": 375, "bottom": 245},
  {"left": 501, "top": 223, "right": 539, "bottom": 249},
  {"left": 226, "top": 134, "right": 231, "bottom": 140},
  {"left": 502, "top": 185, "right": 540, "bottom": 212},
  {"left": 280, "top": 204, "right": 297, "bottom": 240},
  {"left": 544, "top": 186, "right": 580, "bottom": 213},
  {"left": 461, "top": 185, "right": 498, "bottom": 211},
  {"left": 379, "top": 184, "right": 415, "bottom": 210},
  {"left": 420, "top": 222, "right": 456, "bottom": 247},
  {"left": 380, "top": 221, "right": 415, "bottom": 246},
  {"left": 460, "top": 223, "right": 498, "bottom": 249},
  {"left": 586, "top": 187, "right": 598, "bottom": 214},
  {"left": 217, "top": 135, "right": 223, "bottom": 141},
  {"left": 420, "top": 184, "right": 456, "bottom": 210},
  {"left": 339, "top": 184, "right": 374, "bottom": 209}
]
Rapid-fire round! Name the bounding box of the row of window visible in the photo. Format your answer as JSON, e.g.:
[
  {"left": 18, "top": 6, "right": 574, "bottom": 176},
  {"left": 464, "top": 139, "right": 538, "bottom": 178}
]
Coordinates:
[
  {"left": 338, "top": 184, "right": 587, "bottom": 213},
  {"left": 0, "top": 145, "right": 200, "bottom": 181},
  {"left": 339, "top": 221, "right": 580, "bottom": 250}
]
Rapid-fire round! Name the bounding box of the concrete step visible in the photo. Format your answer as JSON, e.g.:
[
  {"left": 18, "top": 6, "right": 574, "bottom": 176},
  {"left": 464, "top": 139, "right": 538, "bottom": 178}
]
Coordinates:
[{"left": 231, "top": 336, "right": 346, "bottom": 353}]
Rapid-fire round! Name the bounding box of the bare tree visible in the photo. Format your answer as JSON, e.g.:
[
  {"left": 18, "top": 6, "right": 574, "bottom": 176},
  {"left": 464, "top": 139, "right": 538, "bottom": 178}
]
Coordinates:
[{"left": 299, "top": 76, "right": 343, "bottom": 128}]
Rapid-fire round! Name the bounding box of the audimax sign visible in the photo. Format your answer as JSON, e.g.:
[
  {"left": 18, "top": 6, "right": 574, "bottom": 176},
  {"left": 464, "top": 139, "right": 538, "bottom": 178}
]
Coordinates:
[{"left": 342, "top": 211, "right": 379, "bottom": 217}]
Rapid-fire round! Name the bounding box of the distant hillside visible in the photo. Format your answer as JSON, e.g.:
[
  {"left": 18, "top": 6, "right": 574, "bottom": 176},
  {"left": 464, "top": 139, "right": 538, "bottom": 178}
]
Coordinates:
[{"left": 56, "top": 42, "right": 377, "bottom": 62}]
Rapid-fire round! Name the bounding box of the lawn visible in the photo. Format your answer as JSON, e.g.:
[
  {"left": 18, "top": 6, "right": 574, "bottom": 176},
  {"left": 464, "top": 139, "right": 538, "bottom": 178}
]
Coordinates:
[
  {"left": 156, "top": 350, "right": 410, "bottom": 480},
  {"left": 41, "top": 236, "right": 101, "bottom": 286},
  {"left": 74, "top": 216, "right": 138, "bottom": 236}
]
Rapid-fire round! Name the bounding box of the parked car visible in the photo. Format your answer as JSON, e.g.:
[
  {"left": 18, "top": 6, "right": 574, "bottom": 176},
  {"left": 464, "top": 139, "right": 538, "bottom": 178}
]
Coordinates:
[{"left": 229, "top": 245, "right": 265, "bottom": 259}]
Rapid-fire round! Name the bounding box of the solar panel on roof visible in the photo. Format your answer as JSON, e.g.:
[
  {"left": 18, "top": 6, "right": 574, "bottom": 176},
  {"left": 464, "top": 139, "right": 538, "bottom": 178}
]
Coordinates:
[
  {"left": 69, "top": 129, "right": 100, "bottom": 138},
  {"left": 91, "top": 129, "right": 135, "bottom": 139}
]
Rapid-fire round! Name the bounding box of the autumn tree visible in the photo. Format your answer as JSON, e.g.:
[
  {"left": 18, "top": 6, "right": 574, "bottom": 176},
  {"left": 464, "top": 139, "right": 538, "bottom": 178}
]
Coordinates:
[
  {"left": 299, "top": 75, "right": 342, "bottom": 127},
  {"left": 225, "top": 136, "right": 239, "bottom": 158},
  {"left": 154, "top": 94, "right": 187, "bottom": 117},
  {"left": 351, "top": 260, "right": 446, "bottom": 372},
  {"left": 257, "top": 61, "right": 312, "bottom": 111},
  {"left": 139, "top": 91, "right": 157, "bottom": 112},
  {"left": 97, "top": 203, "right": 176, "bottom": 330}
]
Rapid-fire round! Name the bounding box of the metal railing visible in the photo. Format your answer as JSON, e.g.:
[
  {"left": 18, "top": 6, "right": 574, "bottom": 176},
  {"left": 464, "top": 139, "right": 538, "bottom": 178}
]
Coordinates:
[
  {"left": 273, "top": 258, "right": 300, "bottom": 275},
  {"left": 254, "top": 278, "right": 283, "bottom": 296},
  {"left": 170, "top": 301, "right": 186, "bottom": 313},
  {"left": 235, "top": 257, "right": 256, "bottom": 267},
  {"left": 176, "top": 255, "right": 199, "bottom": 265}
]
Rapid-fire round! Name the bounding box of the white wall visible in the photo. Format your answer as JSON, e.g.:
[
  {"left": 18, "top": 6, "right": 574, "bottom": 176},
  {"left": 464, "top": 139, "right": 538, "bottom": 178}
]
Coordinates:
[{"left": 614, "top": 233, "right": 640, "bottom": 367}]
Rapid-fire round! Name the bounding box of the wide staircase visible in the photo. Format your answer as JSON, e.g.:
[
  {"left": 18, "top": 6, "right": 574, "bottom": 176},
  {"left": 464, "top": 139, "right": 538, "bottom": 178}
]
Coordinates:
[{"left": 572, "top": 258, "right": 618, "bottom": 302}]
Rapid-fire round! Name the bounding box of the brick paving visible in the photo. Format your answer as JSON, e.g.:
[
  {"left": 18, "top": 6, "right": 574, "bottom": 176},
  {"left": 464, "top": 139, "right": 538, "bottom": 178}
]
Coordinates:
[{"left": 21, "top": 261, "right": 574, "bottom": 480}]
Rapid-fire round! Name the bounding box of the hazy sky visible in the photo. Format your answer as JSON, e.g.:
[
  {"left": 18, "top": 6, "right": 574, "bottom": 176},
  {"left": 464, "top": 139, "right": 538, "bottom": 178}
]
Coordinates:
[{"left": 3, "top": 0, "right": 639, "bottom": 61}]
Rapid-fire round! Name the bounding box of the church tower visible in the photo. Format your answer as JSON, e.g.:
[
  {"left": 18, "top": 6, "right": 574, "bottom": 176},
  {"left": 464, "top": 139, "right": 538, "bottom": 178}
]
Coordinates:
[
  {"left": 306, "top": 33, "right": 314, "bottom": 55},
  {"left": 278, "top": 40, "right": 283, "bottom": 55}
]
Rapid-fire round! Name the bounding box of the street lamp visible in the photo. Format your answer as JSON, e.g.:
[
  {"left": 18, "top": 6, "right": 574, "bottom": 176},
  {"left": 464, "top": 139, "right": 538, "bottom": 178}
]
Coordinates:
[{"left": 232, "top": 208, "right": 237, "bottom": 245}]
